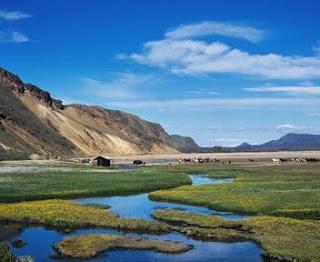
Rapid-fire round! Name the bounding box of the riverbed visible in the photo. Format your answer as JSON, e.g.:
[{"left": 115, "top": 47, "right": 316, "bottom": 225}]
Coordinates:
[{"left": 3, "top": 174, "right": 263, "bottom": 261}]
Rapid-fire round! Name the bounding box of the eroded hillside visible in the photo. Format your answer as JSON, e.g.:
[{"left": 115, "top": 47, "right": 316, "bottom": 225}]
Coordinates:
[{"left": 0, "top": 67, "right": 197, "bottom": 159}]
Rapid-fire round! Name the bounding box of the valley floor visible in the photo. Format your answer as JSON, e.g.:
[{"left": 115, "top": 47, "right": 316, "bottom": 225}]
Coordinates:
[
  {"left": 0, "top": 161, "right": 319, "bottom": 261},
  {"left": 1, "top": 150, "right": 320, "bottom": 166},
  {"left": 110, "top": 150, "right": 320, "bottom": 164}
]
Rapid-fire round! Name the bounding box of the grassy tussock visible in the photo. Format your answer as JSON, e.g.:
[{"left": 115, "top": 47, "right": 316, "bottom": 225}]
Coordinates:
[
  {"left": 0, "top": 243, "right": 33, "bottom": 262},
  {"left": 54, "top": 234, "right": 192, "bottom": 258},
  {"left": 0, "top": 243, "right": 15, "bottom": 262},
  {"left": 150, "top": 165, "right": 320, "bottom": 219},
  {"left": 154, "top": 209, "right": 320, "bottom": 262},
  {"left": 0, "top": 199, "right": 170, "bottom": 233},
  {"left": 153, "top": 209, "right": 253, "bottom": 242},
  {"left": 0, "top": 168, "right": 191, "bottom": 202}
]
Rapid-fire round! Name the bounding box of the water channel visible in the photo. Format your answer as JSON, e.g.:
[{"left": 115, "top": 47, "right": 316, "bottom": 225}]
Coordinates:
[{"left": 3, "top": 175, "right": 263, "bottom": 261}]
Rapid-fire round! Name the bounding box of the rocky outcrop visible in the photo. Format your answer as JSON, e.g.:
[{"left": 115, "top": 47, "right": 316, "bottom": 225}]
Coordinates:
[
  {"left": 0, "top": 68, "right": 63, "bottom": 110},
  {"left": 24, "top": 84, "right": 63, "bottom": 110},
  {"left": 0, "top": 68, "right": 24, "bottom": 91}
]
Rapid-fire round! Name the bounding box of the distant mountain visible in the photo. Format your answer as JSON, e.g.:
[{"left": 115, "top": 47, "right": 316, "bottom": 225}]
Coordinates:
[
  {"left": 0, "top": 67, "right": 199, "bottom": 160},
  {"left": 235, "top": 133, "right": 320, "bottom": 151},
  {"left": 170, "top": 135, "right": 201, "bottom": 153}
]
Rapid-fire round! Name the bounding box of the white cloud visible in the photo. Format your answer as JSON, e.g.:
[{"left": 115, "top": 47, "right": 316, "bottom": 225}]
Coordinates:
[
  {"left": 11, "top": 31, "right": 29, "bottom": 42},
  {"left": 212, "top": 138, "right": 242, "bottom": 142},
  {"left": 121, "top": 21, "right": 320, "bottom": 80},
  {"left": 0, "top": 10, "right": 31, "bottom": 44},
  {"left": 81, "top": 72, "right": 153, "bottom": 100},
  {"left": 184, "top": 89, "right": 219, "bottom": 96},
  {"left": 309, "top": 112, "right": 320, "bottom": 117},
  {"left": 165, "top": 21, "right": 266, "bottom": 42},
  {"left": 108, "top": 97, "right": 320, "bottom": 110},
  {"left": 0, "top": 9, "right": 31, "bottom": 20},
  {"left": 128, "top": 39, "right": 320, "bottom": 79},
  {"left": 209, "top": 137, "right": 242, "bottom": 147},
  {"left": 129, "top": 39, "right": 229, "bottom": 68},
  {"left": 313, "top": 41, "right": 320, "bottom": 56},
  {"left": 276, "top": 124, "right": 320, "bottom": 134},
  {"left": 0, "top": 31, "right": 30, "bottom": 43},
  {"left": 277, "top": 124, "right": 298, "bottom": 130},
  {"left": 244, "top": 86, "right": 320, "bottom": 95}
]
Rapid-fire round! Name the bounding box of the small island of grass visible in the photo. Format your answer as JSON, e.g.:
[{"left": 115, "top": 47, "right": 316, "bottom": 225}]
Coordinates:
[{"left": 54, "top": 234, "right": 192, "bottom": 259}]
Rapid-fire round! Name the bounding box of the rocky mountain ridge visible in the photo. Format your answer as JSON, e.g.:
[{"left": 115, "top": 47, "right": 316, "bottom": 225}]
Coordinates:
[
  {"left": 0, "top": 68, "right": 63, "bottom": 109},
  {"left": 0, "top": 67, "right": 199, "bottom": 160}
]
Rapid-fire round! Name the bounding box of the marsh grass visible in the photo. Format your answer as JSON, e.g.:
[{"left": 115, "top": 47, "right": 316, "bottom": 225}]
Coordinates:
[
  {"left": 154, "top": 209, "right": 320, "bottom": 262},
  {"left": 54, "top": 234, "right": 192, "bottom": 258},
  {"left": 1, "top": 164, "right": 319, "bottom": 261},
  {"left": 0, "top": 243, "right": 33, "bottom": 262},
  {"left": 0, "top": 167, "right": 191, "bottom": 202},
  {"left": 0, "top": 199, "right": 171, "bottom": 233},
  {"left": 0, "top": 243, "right": 14, "bottom": 262},
  {"left": 150, "top": 165, "right": 320, "bottom": 219}
]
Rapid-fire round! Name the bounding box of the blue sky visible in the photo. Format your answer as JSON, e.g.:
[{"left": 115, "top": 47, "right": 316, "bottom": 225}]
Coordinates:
[{"left": 1, "top": 0, "right": 320, "bottom": 146}]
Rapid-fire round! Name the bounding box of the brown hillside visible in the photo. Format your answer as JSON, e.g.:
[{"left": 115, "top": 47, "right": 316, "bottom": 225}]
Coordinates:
[{"left": 0, "top": 67, "right": 198, "bottom": 159}]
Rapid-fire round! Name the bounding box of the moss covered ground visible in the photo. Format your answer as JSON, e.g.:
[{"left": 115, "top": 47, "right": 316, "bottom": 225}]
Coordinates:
[
  {"left": 154, "top": 209, "right": 320, "bottom": 261},
  {"left": 0, "top": 167, "right": 191, "bottom": 202},
  {"left": 0, "top": 199, "right": 170, "bottom": 233},
  {"left": 150, "top": 164, "right": 320, "bottom": 219},
  {"left": 54, "top": 234, "right": 192, "bottom": 258}
]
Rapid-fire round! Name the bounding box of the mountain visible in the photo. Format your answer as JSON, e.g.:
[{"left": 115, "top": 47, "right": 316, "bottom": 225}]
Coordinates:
[
  {"left": 0, "top": 67, "right": 199, "bottom": 160},
  {"left": 235, "top": 133, "right": 320, "bottom": 151},
  {"left": 169, "top": 135, "right": 201, "bottom": 153}
]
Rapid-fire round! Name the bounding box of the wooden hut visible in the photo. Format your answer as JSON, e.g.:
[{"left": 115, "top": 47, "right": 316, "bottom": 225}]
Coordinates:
[{"left": 91, "top": 156, "right": 113, "bottom": 167}]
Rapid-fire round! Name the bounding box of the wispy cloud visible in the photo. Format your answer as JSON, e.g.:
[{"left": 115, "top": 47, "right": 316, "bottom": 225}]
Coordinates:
[
  {"left": 244, "top": 86, "right": 320, "bottom": 95},
  {"left": 0, "top": 10, "right": 31, "bottom": 20},
  {"left": 209, "top": 137, "right": 243, "bottom": 147},
  {"left": 0, "top": 9, "right": 31, "bottom": 43},
  {"left": 165, "top": 21, "right": 267, "bottom": 42},
  {"left": 277, "top": 123, "right": 298, "bottom": 130},
  {"left": 0, "top": 31, "right": 30, "bottom": 43},
  {"left": 11, "top": 31, "right": 29, "bottom": 42},
  {"left": 81, "top": 72, "right": 154, "bottom": 100},
  {"left": 313, "top": 41, "right": 320, "bottom": 56},
  {"left": 120, "top": 21, "right": 320, "bottom": 80},
  {"left": 275, "top": 123, "right": 320, "bottom": 134},
  {"left": 184, "top": 89, "right": 219, "bottom": 96},
  {"left": 309, "top": 112, "right": 320, "bottom": 117},
  {"left": 108, "top": 97, "right": 320, "bottom": 110}
]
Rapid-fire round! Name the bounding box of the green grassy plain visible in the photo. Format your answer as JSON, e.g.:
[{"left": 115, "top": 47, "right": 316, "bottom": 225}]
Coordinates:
[
  {"left": 150, "top": 164, "right": 320, "bottom": 219},
  {"left": 0, "top": 167, "right": 191, "bottom": 202}
]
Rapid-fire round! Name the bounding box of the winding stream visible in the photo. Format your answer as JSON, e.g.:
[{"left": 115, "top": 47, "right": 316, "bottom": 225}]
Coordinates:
[
  {"left": 4, "top": 174, "right": 263, "bottom": 261},
  {"left": 76, "top": 175, "right": 242, "bottom": 220}
]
